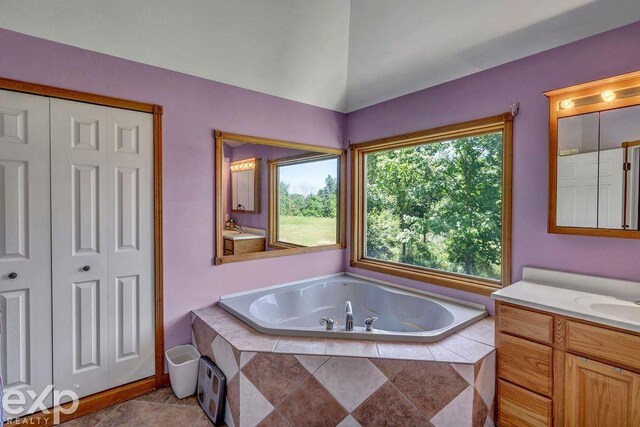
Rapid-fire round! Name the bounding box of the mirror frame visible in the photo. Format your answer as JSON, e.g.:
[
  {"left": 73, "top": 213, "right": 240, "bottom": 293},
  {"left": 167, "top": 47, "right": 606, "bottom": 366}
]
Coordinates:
[
  {"left": 545, "top": 70, "right": 640, "bottom": 239},
  {"left": 214, "top": 130, "right": 347, "bottom": 264}
]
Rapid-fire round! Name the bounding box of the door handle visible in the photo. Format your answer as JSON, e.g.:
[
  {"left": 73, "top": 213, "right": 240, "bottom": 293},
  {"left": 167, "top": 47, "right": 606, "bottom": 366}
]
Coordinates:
[
  {"left": 82, "top": 265, "right": 91, "bottom": 272},
  {"left": 8, "top": 272, "right": 17, "bottom": 279}
]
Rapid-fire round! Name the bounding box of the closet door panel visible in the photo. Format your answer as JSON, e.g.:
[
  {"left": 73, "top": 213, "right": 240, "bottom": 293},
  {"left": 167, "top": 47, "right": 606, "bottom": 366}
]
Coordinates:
[
  {"left": 51, "top": 99, "right": 109, "bottom": 399},
  {"left": 0, "top": 89, "right": 52, "bottom": 416},
  {"left": 107, "top": 108, "right": 154, "bottom": 387}
]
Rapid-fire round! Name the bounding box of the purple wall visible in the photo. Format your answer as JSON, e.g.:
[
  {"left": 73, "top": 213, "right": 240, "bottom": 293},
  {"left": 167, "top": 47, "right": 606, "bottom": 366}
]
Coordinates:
[
  {"left": 346, "top": 22, "right": 640, "bottom": 309},
  {"left": 0, "top": 28, "right": 346, "bottom": 350},
  {"left": 3, "top": 21, "right": 640, "bottom": 349}
]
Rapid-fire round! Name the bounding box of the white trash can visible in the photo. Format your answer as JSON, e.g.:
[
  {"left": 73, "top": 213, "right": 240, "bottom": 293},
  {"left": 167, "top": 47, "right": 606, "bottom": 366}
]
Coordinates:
[{"left": 165, "top": 344, "right": 201, "bottom": 399}]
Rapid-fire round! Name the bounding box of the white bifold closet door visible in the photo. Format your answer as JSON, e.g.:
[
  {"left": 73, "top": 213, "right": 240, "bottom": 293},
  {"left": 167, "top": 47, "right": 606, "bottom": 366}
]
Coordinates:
[
  {"left": 51, "top": 99, "right": 154, "bottom": 399},
  {"left": 0, "top": 90, "right": 53, "bottom": 414}
]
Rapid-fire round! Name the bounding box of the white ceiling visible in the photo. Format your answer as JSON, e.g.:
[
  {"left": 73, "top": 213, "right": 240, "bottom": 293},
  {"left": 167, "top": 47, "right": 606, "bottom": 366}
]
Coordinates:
[{"left": 1, "top": 0, "right": 639, "bottom": 112}]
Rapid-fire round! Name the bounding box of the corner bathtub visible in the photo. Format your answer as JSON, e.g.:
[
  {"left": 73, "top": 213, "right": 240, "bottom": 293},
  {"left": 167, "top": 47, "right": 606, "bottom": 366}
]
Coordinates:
[{"left": 219, "top": 275, "right": 487, "bottom": 342}]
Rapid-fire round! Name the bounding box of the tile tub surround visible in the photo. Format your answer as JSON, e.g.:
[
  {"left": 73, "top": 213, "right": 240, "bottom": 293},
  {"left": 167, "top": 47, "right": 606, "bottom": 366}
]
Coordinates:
[{"left": 192, "top": 306, "right": 495, "bottom": 426}]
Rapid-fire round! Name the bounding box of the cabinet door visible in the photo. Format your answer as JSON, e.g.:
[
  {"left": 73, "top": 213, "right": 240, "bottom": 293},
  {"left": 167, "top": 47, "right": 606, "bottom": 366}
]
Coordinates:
[
  {"left": 106, "top": 107, "right": 154, "bottom": 387},
  {"left": 0, "top": 89, "right": 52, "bottom": 416},
  {"left": 51, "top": 99, "right": 109, "bottom": 399},
  {"left": 565, "top": 353, "right": 640, "bottom": 426}
]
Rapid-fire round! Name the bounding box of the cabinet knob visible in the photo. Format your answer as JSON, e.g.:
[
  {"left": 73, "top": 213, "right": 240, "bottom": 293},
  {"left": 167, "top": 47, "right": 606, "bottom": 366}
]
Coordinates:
[
  {"left": 8, "top": 272, "right": 17, "bottom": 280},
  {"left": 580, "top": 357, "right": 587, "bottom": 362},
  {"left": 82, "top": 265, "right": 91, "bottom": 272}
]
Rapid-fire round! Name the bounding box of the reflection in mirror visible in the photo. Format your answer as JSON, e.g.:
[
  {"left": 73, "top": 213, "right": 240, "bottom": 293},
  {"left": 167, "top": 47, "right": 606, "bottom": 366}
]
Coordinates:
[
  {"left": 271, "top": 155, "right": 339, "bottom": 247},
  {"left": 556, "top": 106, "right": 640, "bottom": 230},
  {"left": 216, "top": 132, "right": 344, "bottom": 263}
]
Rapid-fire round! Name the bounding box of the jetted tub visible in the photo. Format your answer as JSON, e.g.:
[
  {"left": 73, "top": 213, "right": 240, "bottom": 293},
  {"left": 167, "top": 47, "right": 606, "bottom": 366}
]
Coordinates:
[{"left": 219, "top": 274, "right": 487, "bottom": 342}]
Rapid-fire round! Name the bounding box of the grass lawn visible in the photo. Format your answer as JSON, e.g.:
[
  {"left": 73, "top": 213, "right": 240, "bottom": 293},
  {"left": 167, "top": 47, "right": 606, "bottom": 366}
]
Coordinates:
[{"left": 279, "top": 215, "right": 337, "bottom": 246}]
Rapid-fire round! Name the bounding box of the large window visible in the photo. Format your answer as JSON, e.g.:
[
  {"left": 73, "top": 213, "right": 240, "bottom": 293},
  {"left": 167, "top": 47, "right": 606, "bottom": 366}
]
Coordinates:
[{"left": 351, "top": 114, "right": 512, "bottom": 294}]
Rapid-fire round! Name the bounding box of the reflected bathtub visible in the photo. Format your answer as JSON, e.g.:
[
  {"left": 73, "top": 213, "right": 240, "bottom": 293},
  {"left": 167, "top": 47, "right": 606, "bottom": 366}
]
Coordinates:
[{"left": 219, "top": 274, "right": 487, "bottom": 342}]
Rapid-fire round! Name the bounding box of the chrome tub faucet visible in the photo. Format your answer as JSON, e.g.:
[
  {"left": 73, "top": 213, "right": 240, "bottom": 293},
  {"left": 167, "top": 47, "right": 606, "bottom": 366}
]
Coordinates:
[{"left": 345, "top": 301, "right": 354, "bottom": 332}]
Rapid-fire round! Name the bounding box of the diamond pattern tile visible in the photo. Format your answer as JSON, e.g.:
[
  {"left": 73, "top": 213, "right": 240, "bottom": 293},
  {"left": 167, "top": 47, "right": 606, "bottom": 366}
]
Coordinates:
[
  {"left": 369, "top": 358, "right": 407, "bottom": 379},
  {"left": 212, "top": 335, "right": 239, "bottom": 379},
  {"left": 257, "top": 410, "right": 290, "bottom": 427},
  {"left": 240, "top": 351, "right": 256, "bottom": 368},
  {"left": 193, "top": 316, "right": 217, "bottom": 359},
  {"left": 451, "top": 363, "right": 475, "bottom": 385},
  {"left": 391, "top": 360, "right": 468, "bottom": 419},
  {"left": 337, "top": 415, "right": 362, "bottom": 427},
  {"left": 277, "top": 376, "right": 347, "bottom": 427},
  {"left": 475, "top": 351, "right": 496, "bottom": 406},
  {"left": 472, "top": 389, "right": 489, "bottom": 427},
  {"left": 242, "top": 353, "right": 310, "bottom": 406},
  {"left": 225, "top": 374, "right": 240, "bottom": 427},
  {"left": 240, "top": 373, "right": 274, "bottom": 427},
  {"left": 294, "top": 355, "right": 329, "bottom": 374},
  {"left": 430, "top": 386, "right": 474, "bottom": 427},
  {"left": 352, "top": 381, "right": 431, "bottom": 427},
  {"left": 314, "top": 357, "right": 387, "bottom": 412}
]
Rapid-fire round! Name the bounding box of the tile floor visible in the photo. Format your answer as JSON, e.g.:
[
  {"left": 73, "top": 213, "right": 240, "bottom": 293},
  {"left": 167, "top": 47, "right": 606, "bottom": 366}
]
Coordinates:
[{"left": 61, "top": 387, "right": 221, "bottom": 426}]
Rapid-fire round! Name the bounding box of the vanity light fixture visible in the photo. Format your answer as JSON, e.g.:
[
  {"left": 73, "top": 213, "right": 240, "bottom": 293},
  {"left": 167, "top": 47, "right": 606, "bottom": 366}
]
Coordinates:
[
  {"left": 601, "top": 89, "right": 616, "bottom": 102},
  {"left": 230, "top": 158, "right": 257, "bottom": 172},
  {"left": 560, "top": 99, "right": 575, "bottom": 109}
]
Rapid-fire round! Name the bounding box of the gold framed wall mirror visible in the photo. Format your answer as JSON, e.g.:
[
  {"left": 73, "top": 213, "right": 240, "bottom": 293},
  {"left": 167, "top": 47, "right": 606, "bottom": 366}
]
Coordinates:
[
  {"left": 546, "top": 71, "right": 640, "bottom": 239},
  {"left": 214, "top": 130, "right": 347, "bottom": 264}
]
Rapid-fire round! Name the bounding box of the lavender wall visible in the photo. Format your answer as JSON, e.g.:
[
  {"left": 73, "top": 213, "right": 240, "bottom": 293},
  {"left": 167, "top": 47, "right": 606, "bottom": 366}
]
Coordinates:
[
  {"left": 3, "top": 21, "right": 640, "bottom": 349},
  {"left": 0, "top": 28, "right": 346, "bottom": 350},
  {"left": 346, "top": 22, "right": 640, "bottom": 309}
]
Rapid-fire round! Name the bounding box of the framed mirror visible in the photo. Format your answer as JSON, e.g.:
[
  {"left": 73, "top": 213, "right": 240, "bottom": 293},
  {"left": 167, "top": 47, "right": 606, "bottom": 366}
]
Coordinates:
[
  {"left": 546, "top": 71, "right": 640, "bottom": 238},
  {"left": 214, "top": 130, "right": 346, "bottom": 264}
]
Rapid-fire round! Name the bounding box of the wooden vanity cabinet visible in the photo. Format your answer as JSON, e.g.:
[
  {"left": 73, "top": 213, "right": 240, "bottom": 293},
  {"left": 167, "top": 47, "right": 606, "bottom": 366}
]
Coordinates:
[
  {"left": 495, "top": 301, "right": 640, "bottom": 426},
  {"left": 223, "top": 237, "right": 265, "bottom": 256}
]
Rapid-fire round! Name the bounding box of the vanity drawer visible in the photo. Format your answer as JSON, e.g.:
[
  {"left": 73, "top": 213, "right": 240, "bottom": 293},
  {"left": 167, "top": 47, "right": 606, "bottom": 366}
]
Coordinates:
[
  {"left": 498, "top": 380, "right": 552, "bottom": 427},
  {"left": 498, "top": 333, "right": 553, "bottom": 396},
  {"left": 566, "top": 321, "right": 640, "bottom": 371},
  {"left": 498, "top": 303, "right": 553, "bottom": 344}
]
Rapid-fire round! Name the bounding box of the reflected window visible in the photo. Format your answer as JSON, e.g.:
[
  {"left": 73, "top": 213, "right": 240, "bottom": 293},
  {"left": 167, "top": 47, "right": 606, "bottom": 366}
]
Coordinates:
[{"left": 271, "top": 155, "right": 340, "bottom": 247}]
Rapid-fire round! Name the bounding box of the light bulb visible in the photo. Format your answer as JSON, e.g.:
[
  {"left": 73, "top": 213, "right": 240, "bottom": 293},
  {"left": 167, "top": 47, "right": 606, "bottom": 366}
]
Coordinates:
[
  {"left": 601, "top": 90, "right": 616, "bottom": 102},
  {"left": 560, "top": 99, "right": 575, "bottom": 109}
]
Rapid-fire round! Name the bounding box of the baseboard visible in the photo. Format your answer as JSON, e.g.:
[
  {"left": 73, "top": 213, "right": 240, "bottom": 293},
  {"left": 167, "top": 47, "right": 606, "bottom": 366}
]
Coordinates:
[{"left": 5, "top": 377, "right": 157, "bottom": 426}]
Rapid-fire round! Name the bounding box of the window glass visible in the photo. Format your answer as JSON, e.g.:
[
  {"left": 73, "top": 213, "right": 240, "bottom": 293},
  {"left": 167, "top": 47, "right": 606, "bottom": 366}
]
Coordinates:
[{"left": 364, "top": 132, "right": 503, "bottom": 281}]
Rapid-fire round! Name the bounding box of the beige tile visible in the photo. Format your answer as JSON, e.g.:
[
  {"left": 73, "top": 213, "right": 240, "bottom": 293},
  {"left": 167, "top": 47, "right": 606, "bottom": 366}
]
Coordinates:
[
  {"left": 133, "top": 386, "right": 174, "bottom": 404},
  {"left": 314, "top": 356, "right": 387, "bottom": 412},
  {"left": 294, "top": 355, "right": 329, "bottom": 374},
  {"left": 99, "top": 401, "right": 163, "bottom": 427},
  {"left": 376, "top": 341, "right": 434, "bottom": 361},
  {"left": 164, "top": 392, "right": 199, "bottom": 406},
  {"left": 427, "top": 343, "right": 470, "bottom": 363},
  {"left": 152, "top": 404, "right": 203, "bottom": 425},
  {"left": 61, "top": 406, "right": 115, "bottom": 426},
  {"left": 325, "top": 339, "right": 378, "bottom": 358},
  {"left": 430, "top": 386, "right": 474, "bottom": 427},
  {"left": 457, "top": 317, "right": 495, "bottom": 347},
  {"left": 274, "top": 337, "right": 326, "bottom": 355},
  {"left": 239, "top": 373, "right": 274, "bottom": 427},
  {"left": 437, "top": 335, "right": 494, "bottom": 363},
  {"left": 193, "top": 413, "right": 216, "bottom": 426}
]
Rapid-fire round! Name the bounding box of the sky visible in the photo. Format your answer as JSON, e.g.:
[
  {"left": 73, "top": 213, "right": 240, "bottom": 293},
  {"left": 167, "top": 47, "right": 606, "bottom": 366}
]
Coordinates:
[{"left": 279, "top": 157, "right": 338, "bottom": 195}]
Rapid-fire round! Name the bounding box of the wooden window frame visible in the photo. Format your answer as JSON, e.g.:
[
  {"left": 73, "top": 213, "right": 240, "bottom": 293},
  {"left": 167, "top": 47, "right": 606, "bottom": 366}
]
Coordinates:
[
  {"left": 350, "top": 113, "right": 513, "bottom": 296},
  {"left": 268, "top": 153, "right": 342, "bottom": 249}
]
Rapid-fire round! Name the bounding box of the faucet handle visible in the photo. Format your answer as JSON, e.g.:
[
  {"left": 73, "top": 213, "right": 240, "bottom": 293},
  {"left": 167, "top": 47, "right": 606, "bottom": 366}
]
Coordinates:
[
  {"left": 319, "top": 317, "right": 335, "bottom": 331},
  {"left": 364, "top": 317, "right": 379, "bottom": 332}
]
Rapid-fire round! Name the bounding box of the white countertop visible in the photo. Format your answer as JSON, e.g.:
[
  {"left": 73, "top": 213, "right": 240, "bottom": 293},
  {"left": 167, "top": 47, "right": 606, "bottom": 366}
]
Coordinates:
[
  {"left": 492, "top": 267, "right": 640, "bottom": 333},
  {"left": 223, "top": 227, "right": 266, "bottom": 241}
]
